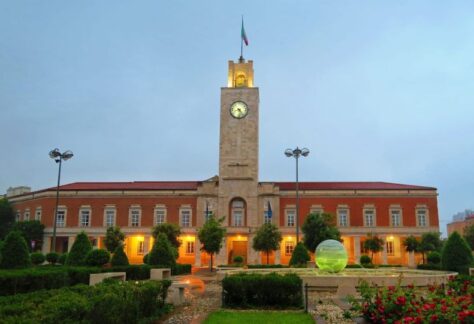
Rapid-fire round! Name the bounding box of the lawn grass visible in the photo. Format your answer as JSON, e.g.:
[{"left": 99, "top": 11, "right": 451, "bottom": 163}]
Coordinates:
[{"left": 203, "top": 310, "right": 314, "bottom": 324}]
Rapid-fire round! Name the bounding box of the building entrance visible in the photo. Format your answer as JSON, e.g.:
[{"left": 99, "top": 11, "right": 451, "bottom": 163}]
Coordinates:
[{"left": 229, "top": 240, "right": 248, "bottom": 264}]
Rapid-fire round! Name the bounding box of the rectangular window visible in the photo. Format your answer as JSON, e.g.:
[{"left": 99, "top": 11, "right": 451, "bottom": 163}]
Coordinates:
[
  {"left": 15, "top": 211, "right": 21, "bottom": 222},
  {"left": 310, "top": 208, "right": 323, "bottom": 215},
  {"left": 181, "top": 209, "right": 191, "bottom": 227},
  {"left": 204, "top": 210, "right": 213, "bottom": 222},
  {"left": 233, "top": 210, "right": 243, "bottom": 226},
  {"left": 80, "top": 210, "right": 90, "bottom": 227},
  {"left": 137, "top": 240, "right": 144, "bottom": 255},
  {"left": 285, "top": 241, "right": 294, "bottom": 256},
  {"left": 417, "top": 209, "right": 427, "bottom": 227},
  {"left": 364, "top": 209, "right": 375, "bottom": 227},
  {"left": 155, "top": 208, "right": 166, "bottom": 225},
  {"left": 56, "top": 210, "right": 65, "bottom": 228},
  {"left": 24, "top": 210, "right": 30, "bottom": 221},
  {"left": 35, "top": 208, "right": 42, "bottom": 221},
  {"left": 131, "top": 209, "right": 140, "bottom": 227},
  {"left": 391, "top": 210, "right": 401, "bottom": 227},
  {"left": 287, "top": 209, "right": 296, "bottom": 227},
  {"left": 386, "top": 241, "right": 394, "bottom": 256},
  {"left": 264, "top": 210, "right": 272, "bottom": 224},
  {"left": 338, "top": 209, "right": 348, "bottom": 227},
  {"left": 186, "top": 241, "right": 194, "bottom": 254},
  {"left": 105, "top": 209, "right": 115, "bottom": 227}
]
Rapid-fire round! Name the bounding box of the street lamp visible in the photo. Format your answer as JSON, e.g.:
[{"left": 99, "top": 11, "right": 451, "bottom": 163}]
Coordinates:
[
  {"left": 284, "top": 147, "right": 309, "bottom": 243},
  {"left": 49, "top": 148, "right": 74, "bottom": 252}
]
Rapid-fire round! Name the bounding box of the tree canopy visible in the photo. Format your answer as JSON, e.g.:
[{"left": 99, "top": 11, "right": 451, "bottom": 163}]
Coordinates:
[
  {"left": 463, "top": 224, "right": 474, "bottom": 250},
  {"left": 363, "top": 234, "right": 384, "bottom": 261},
  {"left": 0, "top": 198, "right": 15, "bottom": 240},
  {"left": 419, "top": 232, "right": 442, "bottom": 263},
  {"left": 198, "top": 215, "right": 226, "bottom": 271},
  {"left": 104, "top": 226, "right": 125, "bottom": 253},
  {"left": 0, "top": 231, "right": 31, "bottom": 269},
  {"left": 403, "top": 235, "right": 420, "bottom": 252},
  {"left": 441, "top": 231, "right": 473, "bottom": 274},
  {"left": 148, "top": 233, "right": 176, "bottom": 268},
  {"left": 302, "top": 213, "right": 341, "bottom": 253},
  {"left": 252, "top": 223, "right": 282, "bottom": 264},
  {"left": 66, "top": 232, "right": 93, "bottom": 266},
  {"left": 13, "top": 220, "right": 45, "bottom": 252},
  {"left": 152, "top": 223, "right": 181, "bottom": 249}
]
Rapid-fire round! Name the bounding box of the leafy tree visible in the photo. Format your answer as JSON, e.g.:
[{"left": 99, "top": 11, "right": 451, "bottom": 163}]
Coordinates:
[
  {"left": 148, "top": 233, "right": 176, "bottom": 268},
  {"left": 152, "top": 223, "right": 181, "bottom": 249},
  {"left": 427, "top": 251, "right": 441, "bottom": 264},
  {"left": 420, "top": 232, "right": 442, "bottom": 264},
  {"left": 463, "top": 224, "right": 474, "bottom": 250},
  {"left": 289, "top": 242, "right": 310, "bottom": 267},
  {"left": 0, "top": 231, "right": 31, "bottom": 268},
  {"left": 252, "top": 223, "right": 282, "bottom": 264},
  {"left": 403, "top": 235, "right": 420, "bottom": 253},
  {"left": 13, "top": 220, "right": 45, "bottom": 251},
  {"left": 441, "top": 231, "right": 473, "bottom": 274},
  {"left": 360, "top": 255, "right": 372, "bottom": 265},
  {"left": 111, "top": 244, "right": 129, "bottom": 266},
  {"left": 0, "top": 198, "right": 15, "bottom": 240},
  {"left": 85, "top": 248, "right": 111, "bottom": 267},
  {"left": 198, "top": 215, "right": 226, "bottom": 272},
  {"left": 103, "top": 226, "right": 125, "bottom": 253},
  {"left": 66, "top": 232, "right": 92, "bottom": 266},
  {"left": 302, "top": 213, "right": 341, "bottom": 253},
  {"left": 363, "top": 234, "right": 384, "bottom": 262}
]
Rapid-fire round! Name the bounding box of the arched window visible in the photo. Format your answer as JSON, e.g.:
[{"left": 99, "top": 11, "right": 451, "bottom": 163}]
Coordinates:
[{"left": 231, "top": 198, "right": 245, "bottom": 226}]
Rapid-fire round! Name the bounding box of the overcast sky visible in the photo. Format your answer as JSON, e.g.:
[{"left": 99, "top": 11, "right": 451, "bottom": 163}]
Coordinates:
[{"left": 1, "top": 1, "right": 473, "bottom": 236}]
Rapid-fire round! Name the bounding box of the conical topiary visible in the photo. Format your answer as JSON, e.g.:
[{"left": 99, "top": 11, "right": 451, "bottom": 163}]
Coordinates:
[
  {"left": 289, "top": 242, "right": 310, "bottom": 267},
  {"left": 441, "top": 231, "right": 473, "bottom": 274},
  {"left": 0, "top": 231, "right": 31, "bottom": 269},
  {"left": 111, "top": 244, "right": 129, "bottom": 266},
  {"left": 148, "top": 233, "right": 176, "bottom": 268},
  {"left": 66, "top": 232, "right": 92, "bottom": 266}
]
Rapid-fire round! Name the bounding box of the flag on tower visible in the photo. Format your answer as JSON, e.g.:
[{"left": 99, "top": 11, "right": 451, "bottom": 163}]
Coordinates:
[{"left": 241, "top": 17, "right": 249, "bottom": 46}]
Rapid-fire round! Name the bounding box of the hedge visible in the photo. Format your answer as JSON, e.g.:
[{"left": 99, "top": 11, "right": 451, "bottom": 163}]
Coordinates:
[
  {"left": 417, "top": 263, "right": 442, "bottom": 271},
  {"left": 0, "top": 280, "right": 172, "bottom": 323},
  {"left": 222, "top": 272, "right": 303, "bottom": 308},
  {"left": 247, "top": 264, "right": 288, "bottom": 269}
]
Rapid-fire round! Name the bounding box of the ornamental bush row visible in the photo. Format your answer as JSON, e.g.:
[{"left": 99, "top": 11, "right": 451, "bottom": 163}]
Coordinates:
[
  {"left": 222, "top": 272, "right": 303, "bottom": 308},
  {"left": 0, "top": 280, "right": 172, "bottom": 324}
]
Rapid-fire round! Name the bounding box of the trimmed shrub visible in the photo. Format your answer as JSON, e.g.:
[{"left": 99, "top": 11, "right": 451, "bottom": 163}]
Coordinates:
[
  {"left": 111, "top": 244, "right": 129, "bottom": 266},
  {"left": 427, "top": 251, "right": 441, "bottom": 264},
  {"left": 247, "top": 264, "right": 288, "bottom": 269},
  {"left": 46, "top": 252, "right": 59, "bottom": 265},
  {"left": 148, "top": 233, "right": 176, "bottom": 268},
  {"left": 0, "top": 231, "right": 31, "bottom": 269},
  {"left": 346, "top": 264, "right": 363, "bottom": 268},
  {"left": 85, "top": 249, "right": 110, "bottom": 267},
  {"left": 41, "top": 290, "right": 90, "bottom": 323},
  {"left": 233, "top": 256, "right": 244, "bottom": 263},
  {"left": 441, "top": 231, "right": 473, "bottom": 274},
  {"left": 143, "top": 253, "right": 149, "bottom": 264},
  {"left": 66, "top": 232, "right": 93, "bottom": 266},
  {"left": 31, "top": 252, "right": 45, "bottom": 265},
  {"left": 172, "top": 263, "right": 192, "bottom": 275},
  {"left": 289, "top": 242, "right": 310, "bottom": 267},
  {"left": 58, "top": 253, "right": 68, "bottom": 265},
  {"left": 0, "top": 267, "right": 69, "bottom": 296},
  {"left": 222, "top": 272, "right": 302, "bottom": 308},
  {"left": 360, "top": 255, "right": 372, "bottom": 265},
  {"left": 417, "top": 263, "right": 441, "bottom": 270}
]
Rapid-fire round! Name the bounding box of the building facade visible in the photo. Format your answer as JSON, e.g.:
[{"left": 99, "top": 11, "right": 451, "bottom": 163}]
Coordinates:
[{"left": 8, "top": 57, "right": 439, "bottom": 266}]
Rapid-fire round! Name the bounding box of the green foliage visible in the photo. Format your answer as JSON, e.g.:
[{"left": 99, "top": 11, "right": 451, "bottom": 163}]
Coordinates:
[
  {"left": 103, "top": 226, "right": 125, "bottom": 253},
  {"left": 30, "top": 252, "right": 45, "bottom": 265},
  {"left": 417, "top": 263, "right": 441, "bottom": 270},
  {"left": 143, "top": 253, "right": 149, "bottom": 264},
  {"left": 58, "top": 253, "right": 68, "bottom": 265},
  {"left": 148, "top": 233, "right": 176, "bottom": 268},
  {"left": 420, "top": 232, "right": 443, "bottom": 263},
  {"left": 0, "top": 231, "right": 31, "bottom": 269},
  {"left": 13, "top": 220, "right": 45, "bottom": 252},
  {"left": 302, "top": 213, "right": 341, "bottom": 252},
  {"left": 252, "top": 223, "right": 282, "bottom": 264},
  {"left": 0, "top": 267, "right": 69, "bottom": 295},
  {"left": 41, "top": 290, "right": 90, "bottom": 323},
  {"left": 198, "top": 215, "right": 226, "bottom": 271},
  {"left": 152, "top": 223, "right": 181, "bottom": 249},
  {"left": 403, "top": 235, "right": 420, "bottom": 252},
  {"left": 233, "top": 255, "right": 244, "bottom": 263},
  {"left": 204, "top": 310, "right": 314, "bottom": 324},
  {"left": 172, "top": 263, "right": 192, "bottom": 275},
  {"left": 222, "top": 273, "right": 303, "bottom": 308},
  {"left": 66, "top": 232, "right": 92, "bottom": 266},
  {"left": 441, "top": 231, "right": 473, "bottom": 274},
  {"left": 111, "top": 244, "right": 129, "bottom": 266},
  {"left": 289, "top": 242, "right": 310, "bottom": 267},
  {"left": 427, "top": 251, "right": 441, "bottom": 264},
  {"left": 85, "top": 249, "right": 110, "bottom": 267},
  {"left": 360, "top": 254, "right": 372, "bottom": 265},
  {"left": 247, "top": 264, "right": 288, "bottom": 269},
  {"left": 363, "top": 234, "right": 384, "bottom": 261},
  {"left": 463, "top": 224, "right": 474, "bottom": 250},
  {"left": 0, "top": 198, "right": 15, "bottom": 240},
  {"left": 46, "top": 252, "right": 59, "bottom": 265}
]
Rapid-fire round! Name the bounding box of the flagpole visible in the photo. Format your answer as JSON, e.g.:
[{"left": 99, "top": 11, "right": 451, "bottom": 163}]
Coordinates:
[{"left": 240, "top": 15, "right": 244, "bottom": 62}]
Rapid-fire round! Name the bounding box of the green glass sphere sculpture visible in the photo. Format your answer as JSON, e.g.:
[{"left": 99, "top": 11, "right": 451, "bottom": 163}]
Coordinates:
[{"left": 315, "top": 239, "right": 348, "bottom": 273}]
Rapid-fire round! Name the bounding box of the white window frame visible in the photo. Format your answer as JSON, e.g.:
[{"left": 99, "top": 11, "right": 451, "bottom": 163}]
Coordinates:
[
  {"left": 285, "top": 241, "right": 294, "bottom": 256},
  {"left": 24, "top": 209, "right": 30, "bottom": 221},
  {"left": 154, "top": 206, "right": 167, "bottom": 225},
  {"left": 310, "top": 205, "right": 324, "bottom": 215},
  {"left": 416, "top": 208, "right": 429, "bottom": 227},
  {"left": 186, "top": 241, "right": 194, "bottom": 254},
  {"left": 337, "top": 208, "right": 349, "bottom": 227},
  {"left": 180, "top": 207, "right": 192, "bottom": 228},
  {"left": 104, "top": 207, "right": 116, "bottom": 227},
  {"left": 231, "top": 200, "right": 245, "bottom": 227},
  {"left": 204, "top": 202, "right": 213, "bottom": 222},
  {"left": 286, "top": 208, "right": 296, "bottom": 227},
  {"left": 364, "top": 207, "right": 376, "bottom": 227},
  {"left": 56, "top": 208, "right": 67, "bottom": 228},
  {"left": 390, "top": 208, "right": 402, "bottom": 227},
  {"left": 130, "top": 207, "right": 141, "bottom": 227},
  {"left": 35, "top": 207, "right": 42, "bottom": 221},
  {"left": 79, "top": 208, "right": 91, "bottom": 227}
]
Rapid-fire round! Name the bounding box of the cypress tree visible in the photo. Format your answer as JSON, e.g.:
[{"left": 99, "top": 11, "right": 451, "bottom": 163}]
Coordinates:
[
  {"left": 66, "top": 232, "right": 92, "bottom": 266},
  {"left": 289, "top": 242, "right": 310, "bottom": 267},
  {"left": 148, "top": 233, "right": 176, "bottom": 268},
  {"left": 441, "top": 231, "right": 473, "bottom": 274},
  {"left": 111, "top": 244, "right": 129, "bottom": 266},
  {"left": 0, "top": 231, "right": 31, "bottom": 269}
]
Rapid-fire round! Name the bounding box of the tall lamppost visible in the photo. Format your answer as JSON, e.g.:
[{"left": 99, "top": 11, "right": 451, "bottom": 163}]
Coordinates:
[
  {"left": 284, "top": 147, "right": 309, "bottom": 243},
  {"left": 49, "top": 148, "right": 74, "bottom": 252}
]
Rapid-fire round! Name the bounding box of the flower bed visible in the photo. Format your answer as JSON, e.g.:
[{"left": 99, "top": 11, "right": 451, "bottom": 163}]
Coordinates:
[{"left": 349, "top": 275, "right": 474, "bottom": 323}]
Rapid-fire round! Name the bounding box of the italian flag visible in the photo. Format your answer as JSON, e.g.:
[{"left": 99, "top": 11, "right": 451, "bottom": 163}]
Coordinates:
[{"left": 241, "top": 18, "right": 249, "bottom": 46}]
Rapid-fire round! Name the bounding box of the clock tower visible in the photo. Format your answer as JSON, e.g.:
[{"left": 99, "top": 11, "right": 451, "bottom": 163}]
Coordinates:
[{"left": 218, "top": 58, "right": 259, "bottom": 233}]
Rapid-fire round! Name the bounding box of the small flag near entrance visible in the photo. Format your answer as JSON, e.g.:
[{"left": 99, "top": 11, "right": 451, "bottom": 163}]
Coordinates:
[
  {"left": 241, "top": 17, "right": 249, "bottom": 46},
  {"left": 267, "top": 201, "right": 272, "bottom": 218}
]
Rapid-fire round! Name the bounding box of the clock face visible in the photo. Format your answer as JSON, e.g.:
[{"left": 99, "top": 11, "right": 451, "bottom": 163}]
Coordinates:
[{"left": 230, "top": 101, "right": 249, "bottom": 119}]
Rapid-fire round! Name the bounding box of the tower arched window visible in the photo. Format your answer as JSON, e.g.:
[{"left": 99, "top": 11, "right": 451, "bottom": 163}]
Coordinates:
[{"left": 231, "top": 198, "right": 246, "bottom": 226}]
